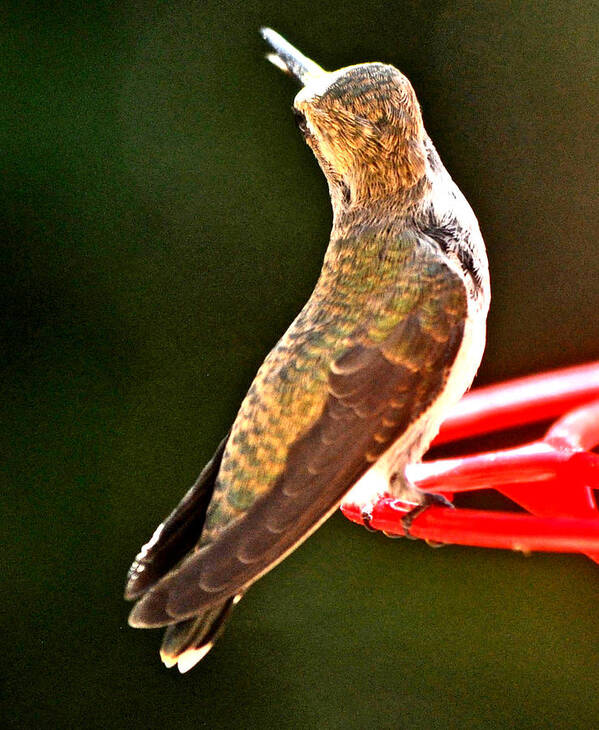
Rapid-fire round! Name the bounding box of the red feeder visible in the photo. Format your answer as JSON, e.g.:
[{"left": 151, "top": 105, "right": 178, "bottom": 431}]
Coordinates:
[{"left": 340, "top": 362, "right": 599, "bottom": 561}]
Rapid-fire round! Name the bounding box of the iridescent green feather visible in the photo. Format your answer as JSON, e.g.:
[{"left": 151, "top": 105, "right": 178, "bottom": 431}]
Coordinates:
[{"left": 200, "top": 232, "right": 466, "bottom": 544}]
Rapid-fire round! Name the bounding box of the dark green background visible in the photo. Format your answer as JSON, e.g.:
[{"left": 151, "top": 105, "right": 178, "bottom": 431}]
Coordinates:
[{"left": 3, "top": 1, "right": 598, "bottom": 728}]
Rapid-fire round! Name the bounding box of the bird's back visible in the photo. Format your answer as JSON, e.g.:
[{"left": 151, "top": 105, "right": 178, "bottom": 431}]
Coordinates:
[{"left": 128, "top": 227, "right": 469, "bottom": 629}]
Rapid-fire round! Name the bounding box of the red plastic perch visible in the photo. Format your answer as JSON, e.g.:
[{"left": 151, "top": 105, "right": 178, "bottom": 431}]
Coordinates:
[{"left": 340, "top": 362, "right": 599, "bottom": 560}]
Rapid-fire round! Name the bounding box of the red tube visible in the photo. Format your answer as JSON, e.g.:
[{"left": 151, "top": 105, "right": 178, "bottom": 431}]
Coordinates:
[
  {"left": 435, "top": 362, "right": 599, "bottom": 444},
  {"left": 340, "top": 500, "right": 599, "bottom": 553}
]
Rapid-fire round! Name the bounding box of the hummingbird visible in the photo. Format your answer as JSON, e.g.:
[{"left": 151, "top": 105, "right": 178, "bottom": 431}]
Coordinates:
[{"left": 125, "top": 28, "right": 490, "bottom": 673}]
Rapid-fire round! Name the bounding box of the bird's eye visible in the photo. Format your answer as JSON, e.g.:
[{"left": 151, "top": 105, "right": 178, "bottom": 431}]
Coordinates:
[{"left": 293, "top": 109, "right": 309, "bottom": 137}]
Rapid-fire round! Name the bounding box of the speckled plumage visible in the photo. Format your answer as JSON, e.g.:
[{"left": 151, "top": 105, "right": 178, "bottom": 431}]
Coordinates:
[
  {"left": 125, "top": 28, "right": 490, "bottom": 672},
  {"left": 200, "top": 232, "right": 466, "bottom": 544}
]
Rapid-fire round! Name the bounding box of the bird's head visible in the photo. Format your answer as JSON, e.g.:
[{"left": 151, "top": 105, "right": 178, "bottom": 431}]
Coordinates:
[{"left": 261, "top": 28, "right": 428, "bottom": 213}]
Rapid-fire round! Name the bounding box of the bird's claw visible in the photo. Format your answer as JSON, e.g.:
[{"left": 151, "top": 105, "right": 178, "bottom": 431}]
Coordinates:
[
  {"left": 361, "top": 506, "right": 377, "bottom": 532},
  {"left": 400, "top": 492, "right": 454, "bottom": 539},
  {"left": 361, "top": 492, "right": 453, "bottom": 541}
]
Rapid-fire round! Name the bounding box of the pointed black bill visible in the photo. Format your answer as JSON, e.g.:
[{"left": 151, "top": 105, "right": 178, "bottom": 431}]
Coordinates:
[{"left": 260, "top": 27, "right": 325, "bottom": 84}]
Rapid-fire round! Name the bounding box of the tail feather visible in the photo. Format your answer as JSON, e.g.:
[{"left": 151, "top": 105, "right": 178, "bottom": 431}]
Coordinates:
[{"left": 159, "top": 594, "right": 242, "bottom": 673}]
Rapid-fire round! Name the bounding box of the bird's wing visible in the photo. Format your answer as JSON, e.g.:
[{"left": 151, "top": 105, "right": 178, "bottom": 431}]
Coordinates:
[
  {"left": 129, "top": 241, "right": 468, "bottom": 627},
  {"left": 124, "top": 433, "right": 229, "bottom": 600}
]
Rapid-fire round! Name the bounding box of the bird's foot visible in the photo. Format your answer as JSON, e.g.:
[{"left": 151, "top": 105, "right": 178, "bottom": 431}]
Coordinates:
[
  {"left": 360, "top": 506, "right": 377, "bottom": 532},
  {"left": 401, "top": 491, "right": 454, "bottom": 540}
]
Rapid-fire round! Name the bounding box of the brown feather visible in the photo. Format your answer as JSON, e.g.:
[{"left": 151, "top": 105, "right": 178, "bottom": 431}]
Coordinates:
[{"left": 128, "top": 264, "right": 466, "bottom": 627}]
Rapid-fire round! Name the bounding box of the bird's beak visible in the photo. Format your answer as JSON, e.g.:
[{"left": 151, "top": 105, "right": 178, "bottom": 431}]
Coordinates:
[{"left": 260, "top": 28, "right": 325, "bottom": 85}]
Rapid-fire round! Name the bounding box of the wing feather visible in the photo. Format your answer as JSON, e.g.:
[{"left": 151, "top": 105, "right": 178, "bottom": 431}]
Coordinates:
[{"left": 124, "top": 433, "right": 229, "bottom": 600}]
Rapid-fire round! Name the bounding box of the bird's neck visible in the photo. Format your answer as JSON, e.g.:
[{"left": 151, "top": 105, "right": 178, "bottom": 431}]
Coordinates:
[
  {"left": 330, "top": 173, "right": 431, "bottom": 241},
  {"left": 329, "top": 135, "right": 461, "bottom": 241},
  {"left": 328, "top": 139, "right": 444, "bottom": 238}
]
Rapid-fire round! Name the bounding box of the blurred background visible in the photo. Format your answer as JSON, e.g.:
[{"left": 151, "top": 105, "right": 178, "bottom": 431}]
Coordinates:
[{"left": 2, "top": 1, "right": 598, "bottom": 728}]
